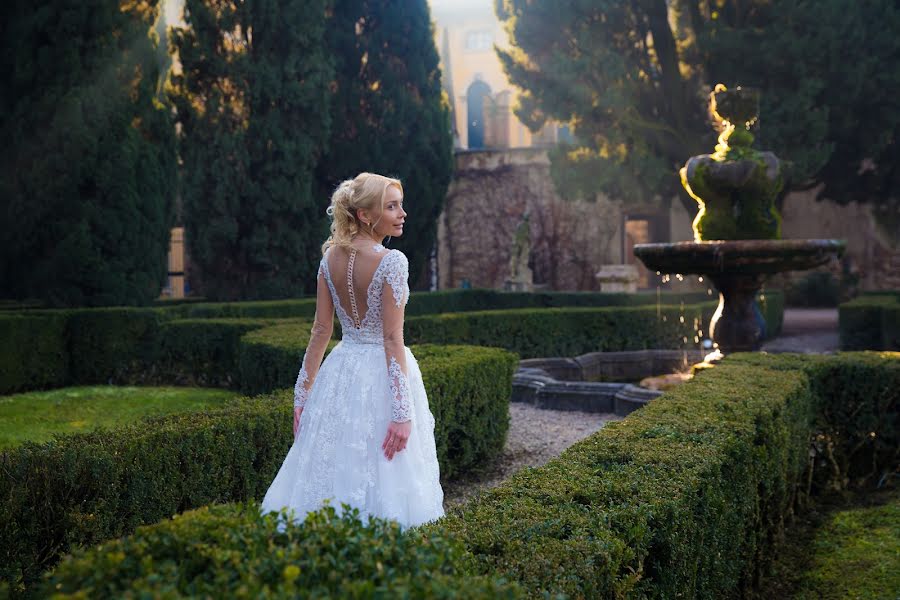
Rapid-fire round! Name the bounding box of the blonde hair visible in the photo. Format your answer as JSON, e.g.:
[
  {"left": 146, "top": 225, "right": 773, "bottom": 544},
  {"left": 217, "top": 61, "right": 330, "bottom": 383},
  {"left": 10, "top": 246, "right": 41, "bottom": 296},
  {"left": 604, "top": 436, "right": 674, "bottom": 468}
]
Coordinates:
[{"left": 322, "top": 172, "right": 403, "bottom": 254}]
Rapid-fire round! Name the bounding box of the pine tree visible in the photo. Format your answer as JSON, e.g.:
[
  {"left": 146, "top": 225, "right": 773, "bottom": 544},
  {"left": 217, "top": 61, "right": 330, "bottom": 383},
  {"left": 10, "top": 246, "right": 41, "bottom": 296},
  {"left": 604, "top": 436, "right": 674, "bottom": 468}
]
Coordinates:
[
  {"left": 318, "top": 0, "right": 453, "bottom": 287},
  {"left": 496, "top": 0, "right": 900, "bottom": 218},
  {"left": 170, "top": 0, "right": 332, "bottom": 299},
  {"left": 0, "top": 0, "right": 177, "bottom": 306}
]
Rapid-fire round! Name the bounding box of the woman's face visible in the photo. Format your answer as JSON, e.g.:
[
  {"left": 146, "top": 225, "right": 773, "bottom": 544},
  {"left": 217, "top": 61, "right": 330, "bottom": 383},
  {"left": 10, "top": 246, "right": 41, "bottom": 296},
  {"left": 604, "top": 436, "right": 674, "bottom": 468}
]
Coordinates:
[{"left": 374, "top": 185, "right": 406, "bottom": 238}]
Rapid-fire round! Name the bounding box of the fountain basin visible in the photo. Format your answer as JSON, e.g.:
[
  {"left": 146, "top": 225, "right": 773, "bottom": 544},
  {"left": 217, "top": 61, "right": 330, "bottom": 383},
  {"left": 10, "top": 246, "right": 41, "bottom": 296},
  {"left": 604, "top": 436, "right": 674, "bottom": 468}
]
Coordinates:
[
  {"left": 634, "top": 239, "right": 845, "bottom": 353},
  {"left": 512, "top": 350, "right": 704, "bottom": 416},
  {"left": 632, "top": 239, "right": 845, "bottom": 275}
]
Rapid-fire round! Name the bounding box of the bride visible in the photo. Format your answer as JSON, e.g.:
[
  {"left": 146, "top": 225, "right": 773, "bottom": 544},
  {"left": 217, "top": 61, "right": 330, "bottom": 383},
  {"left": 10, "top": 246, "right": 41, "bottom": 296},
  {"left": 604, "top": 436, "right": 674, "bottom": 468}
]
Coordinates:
[{"left": 260, "top": 172, "right": 445, "bottom": 529}]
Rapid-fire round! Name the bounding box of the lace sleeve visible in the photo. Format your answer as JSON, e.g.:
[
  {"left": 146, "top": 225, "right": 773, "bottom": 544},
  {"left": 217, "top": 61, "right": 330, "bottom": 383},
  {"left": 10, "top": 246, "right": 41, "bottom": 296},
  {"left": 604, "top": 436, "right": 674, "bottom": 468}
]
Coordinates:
[
  {"left": 382, "top": 251, "right": 411, "bottom": 423},
  {"left": 293, "top": 355, "right": 310, "bottom": 409},
  {"left": 295, "top": 258, "right": 334, "bottom": 409}
]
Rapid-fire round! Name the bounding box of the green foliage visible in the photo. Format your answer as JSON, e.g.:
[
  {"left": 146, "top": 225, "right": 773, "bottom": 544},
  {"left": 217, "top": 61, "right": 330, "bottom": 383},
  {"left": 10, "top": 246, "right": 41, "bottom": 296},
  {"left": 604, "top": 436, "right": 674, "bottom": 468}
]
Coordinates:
[
  {"left": 0, "top": 0, "right": 176, "bottom": 306},
  {"left": 839, "top": 293, "right": 900, "bottom": 350},
  {"left": 404, "top": 303, "right": 729, "bottom": 358},
  {"left": 155, "top": 288, "right": 718, "bottom": 319},
  {"left": 422, "top": 352, "right": 898, "bottom": 598},
  {"left": 0, "top": 394, "right": 287, "bottom": 591},
  {"left": 0, "top": 313, "right": 69, "bottom": 393},
  {"left": 169, "top": 0, "right": 333, "bottom": 300},
  {"left": 36, "top": 502, "right": 521, "bottom": 599},
  {"left": 704, "top": 0, "right": 900, "bottom": 209},
  {"left": 793, "top": 491, "right": 900, "bottom": 600},
  {"left": 0, "top": 290, "right": 782, "bottom": 395},
  {"left": 159, "top": 297, "right": 318, "bottom": 320},
  {"left": 496, "top": 0, "right": 709, "bottom": 205},
  {"left": 497, "top": 0, "right": 900, "bottom": 213},
  {"left": 65, "top": 308, "right": 165, "bottom": 383},
  {"left": 784, "top": 271, "right": 841, "bottom": 307},
  {"left": 0, "top": 386, "right": 236, "bottom": 450},
  {"left": 154, "top": 317, "right": 293, "bottom": 387},
  {"left": 0, "top": 346, "right": 515, "bottom": 592},
  {"left": 318, "top": 0, "right": 453, "bottom": 287},
  {"left": 731, "top": 352, "right": 900, "bottom": 491}
]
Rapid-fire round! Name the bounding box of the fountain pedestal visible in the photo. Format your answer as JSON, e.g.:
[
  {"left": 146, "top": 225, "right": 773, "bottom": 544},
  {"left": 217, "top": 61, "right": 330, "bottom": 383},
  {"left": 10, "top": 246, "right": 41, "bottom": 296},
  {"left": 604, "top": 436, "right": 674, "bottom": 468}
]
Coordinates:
[{"left": 633, "top": 240, "right": 845, "bottom": 354}]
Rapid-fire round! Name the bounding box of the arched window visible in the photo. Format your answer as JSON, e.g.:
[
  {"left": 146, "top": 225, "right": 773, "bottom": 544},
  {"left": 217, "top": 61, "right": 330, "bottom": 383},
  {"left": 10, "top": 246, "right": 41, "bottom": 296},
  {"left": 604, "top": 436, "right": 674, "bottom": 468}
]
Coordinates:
[{"left": 466, "top": 80, "right": 491, "bottom": 149}]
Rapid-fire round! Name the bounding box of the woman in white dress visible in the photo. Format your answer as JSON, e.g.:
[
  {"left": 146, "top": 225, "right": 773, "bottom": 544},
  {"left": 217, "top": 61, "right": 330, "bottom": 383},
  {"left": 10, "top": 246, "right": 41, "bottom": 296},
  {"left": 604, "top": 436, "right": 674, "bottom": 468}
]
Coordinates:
[{"left": 260, "top": 172, "right": 445, "bottom": 529}]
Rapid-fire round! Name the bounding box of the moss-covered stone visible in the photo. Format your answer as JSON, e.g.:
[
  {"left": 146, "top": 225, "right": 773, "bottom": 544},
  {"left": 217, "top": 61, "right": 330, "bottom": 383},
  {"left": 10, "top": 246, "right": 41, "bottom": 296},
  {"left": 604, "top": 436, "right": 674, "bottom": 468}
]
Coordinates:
[{"left": 683, "top": 84, "right": 784, "bottom": 241}]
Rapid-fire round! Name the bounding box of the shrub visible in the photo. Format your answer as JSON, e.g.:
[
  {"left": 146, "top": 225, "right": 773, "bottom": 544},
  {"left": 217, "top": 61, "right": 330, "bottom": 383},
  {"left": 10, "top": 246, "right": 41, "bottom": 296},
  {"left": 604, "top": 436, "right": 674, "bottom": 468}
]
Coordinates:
[
  {"left": 730, "top": 352, "right": 900, "bottom": 490},
  {"left": 36, "top": 502, "right": 520, "bottom": 599},
  {"left": 65, "top": 307, "right": 165, "bottom": 383},
  {"left": 839, "top": 293, "right": 900, "bottom": 350},
  {"left": 150, "top": 318, "right": 297, "bottom": 387},
  {"left": 0, "top": 395, "right": 288, "bottom": 591},
  {"left": 0, "top": 313, "right": 69, "bottom": 393},
  {"left": 422, "top": 352, "right": 898, "bottom": 598},
  {"left": 784, "top": 271, "right": 841, "bottom": 307},
  {"left": 17, "top": 352, "right": 894, "bottom": 598},
  {"left": 404, "top": 304, "right": 711, "bottom": 359},
  {"left": 0, "top": 290, "right": 783, "bottom": 394},
  {"left": 0, "top": 345, "right": 516, "bottom": 592},
  {"left": 158, "top": 298, "right": 318, "bottom": 320}
]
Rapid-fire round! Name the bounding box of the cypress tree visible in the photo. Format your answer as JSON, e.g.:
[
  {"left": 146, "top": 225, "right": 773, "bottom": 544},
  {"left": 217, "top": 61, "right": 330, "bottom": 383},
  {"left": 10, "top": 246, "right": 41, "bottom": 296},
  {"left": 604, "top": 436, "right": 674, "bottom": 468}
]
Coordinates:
[
  {"left": 0, "top": 0, "right": 177, "bottom": 306},
  {"left": 170, "top": 0, "right": 333, "bottom": 300},
  {"left": 319, "top": 0, "right": 453, "bottom": 287}
]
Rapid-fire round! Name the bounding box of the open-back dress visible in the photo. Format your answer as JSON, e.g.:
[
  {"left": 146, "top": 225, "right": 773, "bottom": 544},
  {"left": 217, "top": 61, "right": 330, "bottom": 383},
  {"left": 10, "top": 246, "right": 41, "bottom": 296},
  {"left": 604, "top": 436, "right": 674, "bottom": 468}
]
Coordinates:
[{"left": 259, "top": 244, "right": 445, "bottom": 529}]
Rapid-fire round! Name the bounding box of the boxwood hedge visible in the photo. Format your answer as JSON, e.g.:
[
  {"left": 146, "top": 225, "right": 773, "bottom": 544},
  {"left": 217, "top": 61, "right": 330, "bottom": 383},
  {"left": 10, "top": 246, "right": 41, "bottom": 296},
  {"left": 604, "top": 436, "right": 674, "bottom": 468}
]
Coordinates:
[
  {"left": 29, "top": 352, "right": 896, "bottom": 599},
  {"left": 36, "top": 502, "right": 520, "bottom": 599},
  {"left": 840, "top": 292, "right": 900, "bottom": 350},
  {"left": 425, "top": 352, "right": 898, "bottom": 598},
  {"left": 0, "top": 290, "right": 782, "bottom": 395},
  {"left": 0, "top": 344, "right": 516, "bottom": 593}
]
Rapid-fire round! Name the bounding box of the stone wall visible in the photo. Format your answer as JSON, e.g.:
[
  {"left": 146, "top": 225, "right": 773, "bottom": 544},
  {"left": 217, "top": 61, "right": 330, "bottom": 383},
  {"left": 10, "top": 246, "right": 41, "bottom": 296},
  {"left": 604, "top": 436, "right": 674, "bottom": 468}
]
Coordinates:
[
  {"left": 777, "top": 188, "right": 900, "bottom": 291},
  {"left": 437, "top": 149, "right": 623, "bottom": 290}
]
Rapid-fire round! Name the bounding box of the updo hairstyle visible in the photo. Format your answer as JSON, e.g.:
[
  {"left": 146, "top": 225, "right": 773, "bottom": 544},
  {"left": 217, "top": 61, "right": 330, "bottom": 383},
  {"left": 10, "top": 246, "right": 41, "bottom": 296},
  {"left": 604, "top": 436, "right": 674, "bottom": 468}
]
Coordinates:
[{"left": 322, "top": 172, "right": 403, "bottom": 254}]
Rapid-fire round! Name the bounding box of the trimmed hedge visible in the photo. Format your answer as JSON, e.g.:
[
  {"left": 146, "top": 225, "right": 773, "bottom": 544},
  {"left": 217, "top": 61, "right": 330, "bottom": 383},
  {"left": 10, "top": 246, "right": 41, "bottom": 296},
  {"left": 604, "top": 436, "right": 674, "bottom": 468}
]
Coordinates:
[
  {"left": 20, "top": 352, "right": 896, "bottom": 598},
  {"left": 839, "top": 293, "right": 900, "bottom": 350},
  {"left": 729, "top": 352, "right": 900, "bottom": 491},
  {"left": 0, "top": 313, "right": 68, "bottom": 393},
  {"left": 152, "top": 318, "right": 297, "bottom": 387},
  {"left": 0, "top": 345, "right": 516, "bottom": 593},
  {"left": 36, "top": 502, "right": 520, "bottom": 599},
  {"left": 0, "top": 290, "right": 783, "bottom": 395},
  {"left": 423, "top": 352, "right": 898, "bottom": 598},
  {"left": 154, "top": 289, "right": 719, "bottom": 320},
  {"left": 404, "top": 304, "right": 709, "bottom": 359}
]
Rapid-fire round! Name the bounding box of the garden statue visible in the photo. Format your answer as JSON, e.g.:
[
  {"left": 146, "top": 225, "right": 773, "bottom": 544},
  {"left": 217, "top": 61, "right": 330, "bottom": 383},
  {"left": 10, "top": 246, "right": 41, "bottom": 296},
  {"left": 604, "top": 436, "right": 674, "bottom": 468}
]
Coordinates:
[{"left": 505, "top": 212, "right": 533, "bottom": 292}]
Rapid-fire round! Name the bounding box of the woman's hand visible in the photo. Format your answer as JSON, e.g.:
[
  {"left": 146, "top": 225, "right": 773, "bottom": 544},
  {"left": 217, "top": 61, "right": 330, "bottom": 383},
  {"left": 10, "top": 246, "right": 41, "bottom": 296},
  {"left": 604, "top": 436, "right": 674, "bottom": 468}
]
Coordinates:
[
  {"left": 293, "top": 407, "right": 302, "bottom": 438},
  {"left": 382, "top": 420, "right": 411, "bottom": 460}
]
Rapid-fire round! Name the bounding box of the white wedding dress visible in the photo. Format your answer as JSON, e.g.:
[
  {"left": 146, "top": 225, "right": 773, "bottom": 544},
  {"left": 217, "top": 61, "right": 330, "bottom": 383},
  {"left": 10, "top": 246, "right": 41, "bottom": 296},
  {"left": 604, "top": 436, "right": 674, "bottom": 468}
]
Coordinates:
[{"left": 260, "top": 245, "right": 445, "bottom": 529}]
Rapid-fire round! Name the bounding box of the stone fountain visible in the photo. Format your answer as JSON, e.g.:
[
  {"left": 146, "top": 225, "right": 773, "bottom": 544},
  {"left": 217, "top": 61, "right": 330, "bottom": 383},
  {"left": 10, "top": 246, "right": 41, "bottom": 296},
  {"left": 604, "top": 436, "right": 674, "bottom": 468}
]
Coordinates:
[{"left": 634, "top": 85, "right": 845, "bottom": 355}]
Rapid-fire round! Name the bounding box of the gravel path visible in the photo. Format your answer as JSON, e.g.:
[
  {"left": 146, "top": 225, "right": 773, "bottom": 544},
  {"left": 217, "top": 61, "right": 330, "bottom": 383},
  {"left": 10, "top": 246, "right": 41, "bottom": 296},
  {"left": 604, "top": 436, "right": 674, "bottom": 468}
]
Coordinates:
[{"left": 442, "top": 403, "right": 620, "bottom": 507}]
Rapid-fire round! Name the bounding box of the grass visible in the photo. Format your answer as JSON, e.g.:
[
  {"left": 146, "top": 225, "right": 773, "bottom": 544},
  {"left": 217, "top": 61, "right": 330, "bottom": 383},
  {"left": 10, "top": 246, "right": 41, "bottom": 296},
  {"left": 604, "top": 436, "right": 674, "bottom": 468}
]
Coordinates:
[
  {"left": 0, "top": 385, "right": 239, "bottom": 450},
  {"left": 761, "top": 486, "right": 900, "bottom": 600}
]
